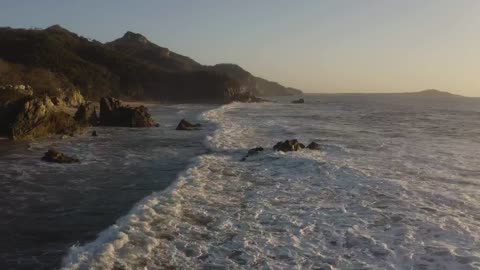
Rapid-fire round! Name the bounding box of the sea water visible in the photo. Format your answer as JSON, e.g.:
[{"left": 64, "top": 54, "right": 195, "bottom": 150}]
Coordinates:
[
  {"left": 60, "top": 95, "right": 480, "bottom": 270},
  {"left": 0, "top": 104, "right": 216, "bottom": 269}
]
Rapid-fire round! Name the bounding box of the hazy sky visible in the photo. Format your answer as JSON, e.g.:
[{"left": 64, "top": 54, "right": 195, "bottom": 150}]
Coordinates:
[{"left": 1, "top": 0, "right": 480, "bottom": 96}]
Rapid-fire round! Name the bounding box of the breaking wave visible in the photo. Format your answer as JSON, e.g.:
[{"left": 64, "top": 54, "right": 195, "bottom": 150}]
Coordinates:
[{"left": 62, "top": 100, "right": 480, "bottom": 270}]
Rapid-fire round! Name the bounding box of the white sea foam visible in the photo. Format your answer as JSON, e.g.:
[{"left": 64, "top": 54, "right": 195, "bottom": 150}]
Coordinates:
[{"left": 62, "top": 100, "right": 480, "bottom": 270}]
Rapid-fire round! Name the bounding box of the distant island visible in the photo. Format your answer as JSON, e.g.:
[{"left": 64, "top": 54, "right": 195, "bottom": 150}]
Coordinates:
[
  {"left": 318, "top": 89, "right": 464, "bottom": 98},
  {"left": 400, "top": 89, "right": 462, "bottom": 97}
]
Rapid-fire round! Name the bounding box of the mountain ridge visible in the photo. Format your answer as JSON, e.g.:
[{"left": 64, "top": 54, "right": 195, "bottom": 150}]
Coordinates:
[
  {"left": 0, "top": 25, "right": 301, "bottom": 102},
  {"left": 107, "top": 32, "right": 302, "bottom": 96}
]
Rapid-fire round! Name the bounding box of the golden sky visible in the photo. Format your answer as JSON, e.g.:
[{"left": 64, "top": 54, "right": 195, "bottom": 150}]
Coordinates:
[{"left": 2, "top": 0, "right": 480, "bottom": 96}]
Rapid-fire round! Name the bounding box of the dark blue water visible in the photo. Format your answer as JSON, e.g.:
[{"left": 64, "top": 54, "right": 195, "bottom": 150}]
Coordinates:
[{"left": 0, "top": 104, "right": 215, "bottom": 269}]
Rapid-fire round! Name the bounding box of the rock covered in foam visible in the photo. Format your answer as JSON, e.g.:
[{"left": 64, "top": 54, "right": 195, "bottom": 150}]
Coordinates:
[
  {"left": 273, "top": 140, "right": 321, "bottom": 152},
  {"left": 273, "top": 139, "right": 305, "bottom": 152},
  {"left": 306, "top": 142, "right": 321, "bottom": 150}
]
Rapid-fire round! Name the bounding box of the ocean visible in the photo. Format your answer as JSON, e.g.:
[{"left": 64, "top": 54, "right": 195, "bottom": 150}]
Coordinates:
[
  {"left": 0, "top": 104, "right": 216, "bottom": 269},
  {"left": 2, "top": 94, "right": 480, "bottom": 269}
]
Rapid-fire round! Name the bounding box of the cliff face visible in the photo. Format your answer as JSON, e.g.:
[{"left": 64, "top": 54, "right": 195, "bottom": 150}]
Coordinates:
[
  {"left": 210, "top": 64, "right": 302, "bottom": 97},
  {"left": 0, "top": 26, "right": 248, "bottom": 103}
]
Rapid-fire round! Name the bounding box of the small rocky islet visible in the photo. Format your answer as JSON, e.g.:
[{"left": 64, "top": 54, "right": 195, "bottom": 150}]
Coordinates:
[
  {"left": 241, "top": 140, "right": 321, "bottom": 161},
  {"left": 291, "top": 98, "right": 305, "bottom": 104}
]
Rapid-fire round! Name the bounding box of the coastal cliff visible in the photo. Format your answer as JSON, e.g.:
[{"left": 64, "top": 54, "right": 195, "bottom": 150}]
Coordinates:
[
  {"left": 0, "top": 26, "right": 300, "bottom": 103},
  {"left": 209, "top": 64, "right": 303, "bottom": 96}
]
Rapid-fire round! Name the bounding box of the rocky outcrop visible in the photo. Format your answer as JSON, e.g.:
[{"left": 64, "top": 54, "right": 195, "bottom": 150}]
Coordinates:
[
  {"left": 209, "top": 64, "right": 303, "bottom": 97},
  {"left": 51, "top": 89, "right": 85, "bottom": 107},
  {"left": 291, "top": 98, "right": 305, "bottom": 104},
  {"left": 1, "top": 85, "right": 82, "bottom": 139},
  {"left": 62, "top": 89, "right": 85, "bottom": 107},
  {"left": 306, "top": 142, "right": 321, "bottom": 150},
  {"left": 6, "top": 97, "right": 79, "bottom": 140},
  {"left": 273, "top": 139, "right": 306, "bottom": 152},
  {"left": 99, "top": 97, "right": 156, "bottom": 127},
  {"left": 41, "top": 149, "right": 79, "bottom": 163},
  {"left": 74, "top": 102, "right": 99, "bottom": 126},
  {"left": 176, "top": 119, "right": 202, "bottom": 130},
  {"left": 273, "top": 140, "right": 322, "bottom": 152},
  {"left": 241, "top": 147, "right": 264, "bottom": 161}
]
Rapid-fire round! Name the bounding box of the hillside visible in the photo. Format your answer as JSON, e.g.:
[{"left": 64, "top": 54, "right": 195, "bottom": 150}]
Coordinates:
[
  {"left": 107, "top": 31, "right": 202, "bottom": 72},
  {"left": 107, "top": 34, "right": 302, "bottom": 97},
  {"left": 0, "top": 26, "right": 255, "bottom": 103},
  {"left": 210, "top": 64, "right": 303, "bottom": 96}
]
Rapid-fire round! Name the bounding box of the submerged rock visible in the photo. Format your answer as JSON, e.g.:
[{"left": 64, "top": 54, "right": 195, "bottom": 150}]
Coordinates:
[
  {"left": 241, "top": 147, "right": 264, "bottom": 161},
  {"left": 291, "top": 98, "right": 305, "bottom": 104},
  {"left": 306, "top": 142, "right": 321, "bottom": 150},
  {"left": 41, "top": 149, "right": 79, "bottom": 163},
  {"left": 99, "top": 97, "right": 156, "bottom": 127},
  {"left": 273, "top": 139, "right": 305, "bottom": 152},
  {"left": 176, "top": 119, "right": 202, "bottom": 130}
]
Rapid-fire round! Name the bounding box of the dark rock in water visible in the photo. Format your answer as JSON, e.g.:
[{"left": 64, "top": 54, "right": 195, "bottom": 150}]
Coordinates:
[
  {"left": 91, "top": 130, "right": 98, "bottom": 137},
  {"left": 273, "top": 139, "right": 305, "bottom": 152},
  {"left": 74, "top": 102, "right": 99, "bottom": 126},
  {"left": 155, "top": 123, "right": 160, "bottom": 127},
  {"left": 41, "top": 149, "right": 79, "bottom": 163},
  {"left": 306, "top": 142, "right": 321, "bottom": 150},
  {"left": 99, "top": 97, "right": 157, "bottom": 127},
  {"left": 291, "top": 98, "right": 305, "bottom": 104},
  {"left": 176, "top": 119, "right": 202, "bottom": 130},
  {"left": 241, "top": 147, "right": 264, "bottom": 161}
]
